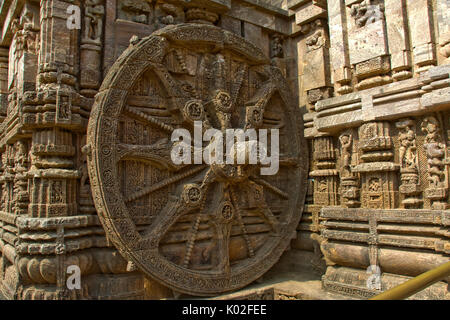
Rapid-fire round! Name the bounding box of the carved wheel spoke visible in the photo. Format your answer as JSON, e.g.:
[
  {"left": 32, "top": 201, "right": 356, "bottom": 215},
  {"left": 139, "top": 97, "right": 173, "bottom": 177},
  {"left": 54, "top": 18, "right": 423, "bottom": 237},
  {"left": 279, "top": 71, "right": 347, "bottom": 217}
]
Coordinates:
[
  {"left": 142, "top": 196, "right": 190, "bottom": 246},
  {"left": 123, "top": 106, "right": 175, "bottom": 133},
  {"left": 249, "top": 176, "right": 289, "bottom": 200},
  {"left": 116, "top": 140, "right": 179, "bottom": 170},
  {"left": 87, "top": 24, "right": 307, "bottom": 296},
  {"left": 230, "top": 186, "right": 255, "bottom": 258},
  {"left": 124, "top": 165, "right": 206, "bottom": 202},
  {"left": 213, "top": 221, "right": 233, "bottom": 274},
  {"left": 258, "top": 200, "right": 281, "bottom": 234}
]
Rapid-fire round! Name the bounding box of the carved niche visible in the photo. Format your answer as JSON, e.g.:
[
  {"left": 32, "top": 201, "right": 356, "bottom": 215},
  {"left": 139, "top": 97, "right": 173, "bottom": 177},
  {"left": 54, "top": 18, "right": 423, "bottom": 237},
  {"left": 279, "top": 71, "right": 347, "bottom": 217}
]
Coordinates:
[
  {"left": 310, "top": 136, "right": 338, "bottom": 206},
  {"left": 86, "top": 24, "right": 308, "bottom": 296}
]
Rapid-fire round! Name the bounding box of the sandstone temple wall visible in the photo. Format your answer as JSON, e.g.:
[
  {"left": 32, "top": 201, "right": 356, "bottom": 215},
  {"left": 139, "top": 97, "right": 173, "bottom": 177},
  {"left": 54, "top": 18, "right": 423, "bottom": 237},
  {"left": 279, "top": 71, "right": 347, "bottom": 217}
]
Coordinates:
[
  {"left": 0, "top": 0, "right": 448, "bottom": 299},
  {"left": 294, "top": 0, "right": 450, "bottom": 299}
]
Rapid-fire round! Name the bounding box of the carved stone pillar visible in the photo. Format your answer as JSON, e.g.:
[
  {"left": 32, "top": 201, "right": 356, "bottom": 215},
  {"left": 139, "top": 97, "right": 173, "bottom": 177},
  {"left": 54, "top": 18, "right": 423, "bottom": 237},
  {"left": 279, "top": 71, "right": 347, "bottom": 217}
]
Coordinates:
[
  {"left": 310, "top": 136, "right": 338, "bottom": 206},
  {"left": 384, "top": 0, "right": 412, "bottom": 81},
  {"left": 19, "top": 0, "right": 82, "bottom": 299},
  {"left": 30, "top": 0, "right": 80, "bottom": 219},
  {"left": 421, "top": 116, "right": 448, "bottom": 210},
  {"left": 396, "top": 119, "right": 421, "bottom": 208},
  {"left": 327, "top": 0, "right": 352, "bottom": 95},
  {"left": 38, "top": 0, "right": 78, "bottom": 91},
  {"left": 353, "top": 122, "right": 399, "bottom": 209},
  {"left": 12, "top": 140, "right": 30, "bottom": 215},
  {"left": 28, "top": 128, "right": 78, "bottom": 217}
]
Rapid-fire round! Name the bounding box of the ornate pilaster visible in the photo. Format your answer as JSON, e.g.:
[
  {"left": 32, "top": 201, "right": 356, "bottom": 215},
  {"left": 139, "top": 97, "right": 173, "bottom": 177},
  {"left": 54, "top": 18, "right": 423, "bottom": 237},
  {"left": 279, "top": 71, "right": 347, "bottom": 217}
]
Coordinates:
[
  {"left": 310, "top": 136, "right": 338, "bottom": 206},
  {"left": 327, "top": 0, "right": 352, "bottom": 95},
  {"left": 353, "top": 122, "right": 399, "bottom": 209},
  {"left": 421, "top": 116, "right": 448, "bottom": 210},
  {"left": 396, "top": 119, "right": 421, "bottom": 208},
  {"left": 406, "top": 0, "right": 436, "bottom": 74}
]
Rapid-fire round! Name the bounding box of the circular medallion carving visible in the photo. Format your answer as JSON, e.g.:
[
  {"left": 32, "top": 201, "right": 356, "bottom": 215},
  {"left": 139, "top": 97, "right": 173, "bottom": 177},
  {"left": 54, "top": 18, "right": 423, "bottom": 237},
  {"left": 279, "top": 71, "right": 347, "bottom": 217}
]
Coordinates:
[{"left": 87, "top": 24, "right": 308, "bottom": 296}]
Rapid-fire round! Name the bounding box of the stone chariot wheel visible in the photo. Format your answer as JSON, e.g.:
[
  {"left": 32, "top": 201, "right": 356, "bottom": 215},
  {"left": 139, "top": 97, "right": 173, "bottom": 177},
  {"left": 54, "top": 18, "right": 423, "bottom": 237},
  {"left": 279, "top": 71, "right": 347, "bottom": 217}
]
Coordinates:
[{"left": 87, "top": 24, "right": 308, "bottom": 296}]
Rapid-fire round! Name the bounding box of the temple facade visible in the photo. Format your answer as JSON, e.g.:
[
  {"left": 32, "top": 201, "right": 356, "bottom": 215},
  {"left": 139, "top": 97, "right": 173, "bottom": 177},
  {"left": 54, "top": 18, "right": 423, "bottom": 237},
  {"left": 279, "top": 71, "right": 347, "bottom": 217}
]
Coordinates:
[{"left": 0, "top": 0, "right": 448, "bottom": 299}]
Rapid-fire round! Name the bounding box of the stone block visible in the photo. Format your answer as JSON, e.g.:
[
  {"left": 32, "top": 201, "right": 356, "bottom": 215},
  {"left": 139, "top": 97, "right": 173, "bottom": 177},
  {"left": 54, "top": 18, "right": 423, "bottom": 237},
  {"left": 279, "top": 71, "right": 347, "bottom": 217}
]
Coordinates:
[
  {"left": 355, "top": 55, "right": 390, "bottom": 79},
  {"left": 327, "top": 0, "right": 351, "bottom": 83},
  {"left": 390, "top": 51, "right": 411, "bottom": 72},
  {"left": 295, "top": 2, "right": 327, "bottom": 25},
  {"left": 287, "top": 0, "right": 310, "bottom": 10},
  {"left": 303, "top": 46, "right": 330, "bottom": 90},
  {"left": 219, "top": 14, "right": 242, "bottom": 35},
  {"left": 413, "top": 42, "right": 436, "bottom": 66},
  {"left": 243, "top": 22, "right": 267, "bottom": 54},
  {"left": 333, "top": 66, "right": 352, "bottom": 83},
  {"left": 229, "top": 2, "right": 280, "bottom": 32},
  {"left": 349, "top": 20, "right": 388, "bottom": 65},
  {"left": 385, "top": 0, "right": 411, "bottom": 71}
]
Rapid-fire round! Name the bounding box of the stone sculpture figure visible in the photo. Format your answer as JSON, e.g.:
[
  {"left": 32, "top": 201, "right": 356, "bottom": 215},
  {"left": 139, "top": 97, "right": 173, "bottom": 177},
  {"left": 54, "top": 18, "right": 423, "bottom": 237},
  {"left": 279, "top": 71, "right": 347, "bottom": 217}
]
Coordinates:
[
  {"left": 305, "top": 20, "right": 326, "bottom": 52},
  {"left": 270, "top": 35, "right": 283, "bottom": 58},
  {"left": 339, "top": 133, "right": 352, "bottom": 178},
  {"left": 421, "top": 116, "right": 446, "bottom": 188},
  {"left": 350, "top": 0, "right": 384, "bottom": 28},
  {"left": 84, "top": 0, "right": 104, "bottom": 43},
  {"left": 14, "top": 141, "right": 27, "bottom": 172},
  {"left": 398, "top": 123, "right": 417, "bottom": 169}
]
